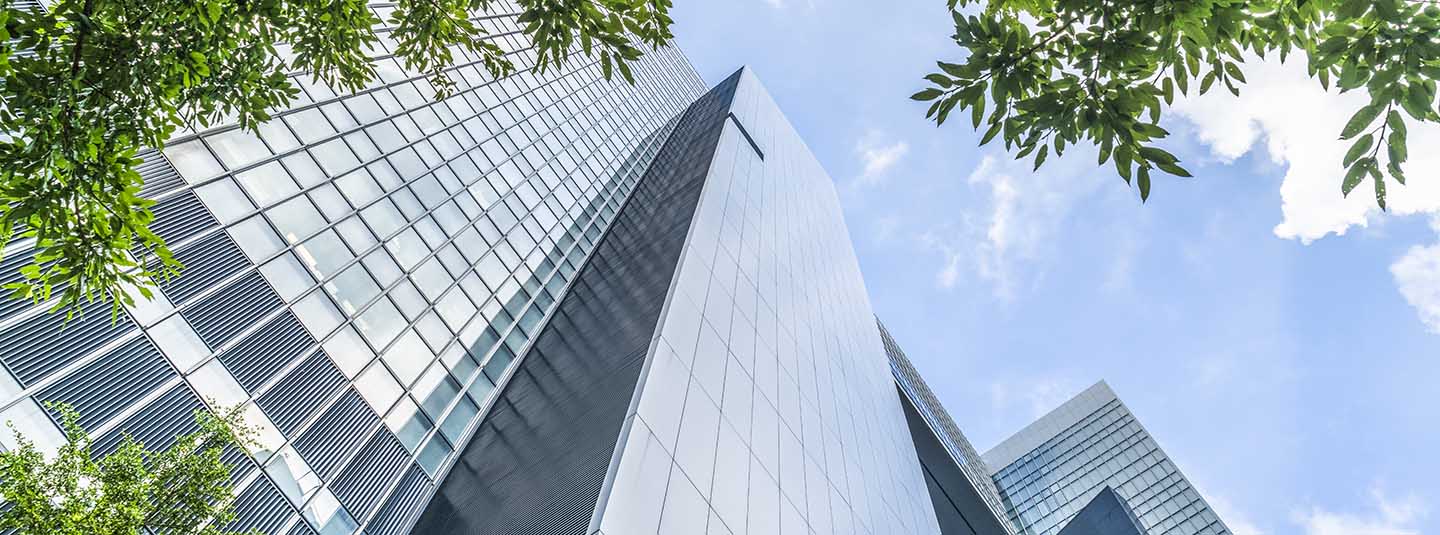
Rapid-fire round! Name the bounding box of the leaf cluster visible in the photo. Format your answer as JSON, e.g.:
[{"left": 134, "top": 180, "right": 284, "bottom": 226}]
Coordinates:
[
  {"left": 0, "top": 0, "right": 673, "bottom": 319},
  {"left": 917, "top": 0, "right": 1440, "bottom": 206},
  {"left": 0, "top": 404, "right": 257, "bottom": 535}
]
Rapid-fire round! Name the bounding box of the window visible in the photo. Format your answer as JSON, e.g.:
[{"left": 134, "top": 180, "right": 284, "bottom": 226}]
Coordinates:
[
  {"left": 295, "top": 230, "right": 352, "bottom": 279},
  {"left": 266, "top": 446, "right": 322, "bottom": 506},
  {"left": 257, "top": 120, "right": 301, "bottom": 153},
  {"left": 260, "top": 252, "right": 315, "bottom": 301},
  {"left": 228, "top": 216, "right": 285, "bottom": 263},
  {"left": 194, "top": 178, "right": 255, "bottom": 224},
  {"left": 382, "top": 330, "right": 431, "bottom": 386},
  {"left": 309, "top": 184, "right": 353, "bottom": 222},
  {"left": 164, "top": 140, "right": 224, "bottom": 183},
  {"left": 354, "top": 361, "right": 403, "bottom": 414},
  {"left": 325, "top": 263, "right": 380, "bottom": 315},
  {"left": 148, "top": 315, "right": 211, "bottom": 373},
  {"left": 361, "top": 199, "right": 406, "bottom": 238},
  {"left": 283, "top": 152, "right": 328, "bottom": 188},
  {"left": 355, "top": 297, "right": 405, "bottom": 347},
  {"left": 322, "top": 326, "right": 373, "bottom": 379},
  {"left": 0, "top": 400, "right": 65, "bottom": 453},
  {"left": 335, "top": 168, "right": 383, "bottom": 206},
  {"left": 361, "top": 249, "right": 404, "bottom": 287},
  {"left": 388, "top": 280, "right": 428, "bottom": 320},
  {"left": 386, "top": 229, "right": 429, "bottom": 271},
  {"left": 189, "top": 360, "right": 248, "bottom": 408},
  {"left": 268, "top": 196, "right": 327, "bottom": 244},
  {"left": 236, "top": 161, "right": 301, "bottom": 207},
  {"left": 384, "top": 397, "right": 431, "bottom": 452},
  {"left": 310, "top": 138, "right": 360, "bottom": 175},
  {"left": 334, "top": 216, "right": 377, "bottom": 252},
  {"left": 206, "top": 129, "right": 271, "bottom": 169},
  {"left": 285, "top": 108, "right": 334, "bottom": 144},
  {"left": 292, "top": 292, "right": 344, "bottom": 339}
]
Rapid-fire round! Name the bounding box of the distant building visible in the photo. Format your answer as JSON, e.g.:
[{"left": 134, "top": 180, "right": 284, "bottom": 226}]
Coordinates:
[{"left": 984, "top": 382, "right": 1232, "bottom": 535}]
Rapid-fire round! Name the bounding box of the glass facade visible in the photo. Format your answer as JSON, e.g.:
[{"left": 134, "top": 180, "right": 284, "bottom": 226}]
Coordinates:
[
  {"left": 594, "top": 68, "right": 940, "bottom": 535},
  {"left": 0, "top": 2, "right": 706, "bottom": 533},
  {"left": 983, "top": 382, "right": 1231, "bottom": 535}
]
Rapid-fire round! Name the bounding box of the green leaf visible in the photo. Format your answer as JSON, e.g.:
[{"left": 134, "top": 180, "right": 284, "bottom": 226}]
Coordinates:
[
  {"left": 1341, "top": 158, "right": 1371, "bottom": 196},
  {"left": 1224, "top": 62, "right": 1246, "bottom": 84},
  {"left": 1033, "top": 144, "right": 1049, "bottom": 171},
  {"left": 1138, "top": 166, "right": 1152, "bottom": 202},
  {"left": 911, "top": 88, "right": 944, "bottom": 101},
  {"left": 1138, "top": 146, "right": 1178, "bottom": 165},
  {"left": 1340, "top": 104, "right": 1383, "bottom": 139},
  {"left": 1342, "top": 134, "right": 1373, "bottom": 167},
  {"left": 1156, "top": 161, "right": 1192, "bottom": 178}
]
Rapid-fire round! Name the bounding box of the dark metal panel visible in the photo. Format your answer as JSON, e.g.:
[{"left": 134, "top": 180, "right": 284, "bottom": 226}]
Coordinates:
[
  {"left": 1057, "top": 487, "right": 1149, "bottom": 535},
  {"left": 292, "top": 388, "right": 380, "bottom": 481},
  {"left": 410, "top": 70, "right": 742, "bottom": 535},
  {"left": 137, "top": 148, "right": 186, "bottom": 199},
  {"left": 147, "top": 190, "right": 218, "bottom": 247},
  {"left": 0, "top": 299, "right": 136, "bottom": 387},
  {"left": 256, "top": 350, "right": 346, "bottom": 436},
  {"left": 218, "top": 311, "right": 315, "bottom": 393},
  {"left": 370, "top": 465, "right": 433, "bottom": 535},
  {"left": 37, "top": 336, "right": 176, "bottom": 431},
  {"left": 900, "top": 388, "right": 1015, "bottom": 535},
  {"left": 332, "top": 430, "right": 410, "bottom": 522},
  {"left": 154, "top": 231, "right": 250, "bottom": 305},
  {"left": 227, "top": 476, "right": 296, "bottom": 535},
  {"left": 182, "top": 271, "right": 283, "bottom": 348}
]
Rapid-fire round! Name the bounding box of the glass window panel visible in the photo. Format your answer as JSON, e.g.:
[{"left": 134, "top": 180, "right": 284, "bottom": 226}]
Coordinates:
[
  {"left": 362, "top": 249, "right": 403, "bottom": 287},
  {"left": 368, "top": 121, "right": 407, "bottom": 153},
  {"left": 227, "top": 216, "right": 285, "bottom": 263},
  {"left": 194, "top": 178, "right": 255, "bottom": 224},
  {"left": 320, "top": 102, "right": 357, "bottom": 131},
  {"left": 268, "top": 196, "right": 327, "bottom": 244},
  {"left": 257, "top": 120, "right": 300, "bottom": 153},
  {"left": 384, "top": 397, "right": 431, "bottom": 452},
  {"left": 386, "top": 229, "right": 428, "bottom": 271},
  {"left": 189, "top": 360, "right": 248, "bottom": 408},
  {"left": 390, "top": 188, "right": 425, "bottom": 220},
  {"left": 417, "top": 435, "right": 452, "bottom": 477},
  {"left": 412, "top": 217, "right": 446, "bottom": 249},
  {"left": 293, "top": 291, "right": 344, "bottom": 339},
  {"left": 335, "top": 168, "right": 383, "bottom": 206},
  {"left": 323, "top": 326, "right": 373, "bottom": 378},
  {"left": 207, "top": 129, "right": 271, "bottom": 169},
  {"left": 355, "top": 361, "right": 404, "bottom": 415},
  {"left": 295, "top": 230, "right": 353, "bottom": 279},
  {"left": 148, "top": 315, "right": 211, "bottom": 373},
  {"left": 439, "top": 343, "right": 478, "bottom": 383},
  {"left": 164, "top": 141, "right": 224, "bottom": 183},
  {"left": 355, "top": 297, "right": 404, "bottom": 348},
  {"left": 412, "top": 259, "right": 453, "bottom": 302},
  {"left": 414, "top": 311, "right": 452, "bottom": 353},
  {"left": 388, "top": 280, "right": 428, "bottom": 320},
  {"left": 283, "top": 152, "right": 328, "bottom": 188},
  {"left": 284, "top": 108, "right": 334, "bottom": 144},
  {"left": 310, "top": 138, "right": 360, "bottom": 175},
  {"left": 345, "top": 94, "right": 385, "bottom": 124},
  {"left": 344, "top": 131, "right": 381, "bottom": 163},
  {"left": 325, "top": 263, "right": 380, "bottom": 315},
  {"left": 309, "top": 184, "right": 352, "bottom": 222},
  {"left": 382, "top": 330, "right": 430, "bottom": 386},
  {"left": 266, "top": 446, "right": 322, "bottom": 506},
  {"left": 360, "top": 199, "right": 406, "bottom": 238},
  {"left": 242, "top": 403, "right": 285, "bottom": 460},
  {"left": 302, "top": 489, "right": 359, "bottom": 535},
  {"left": 335, "top": 216, "right": 377, "bottom": 252},
  {"left": 413, "top": 364, "right": 459, "bottom": 419},
  {"left": 0, "top": 400, "right": 65, "bottom": 453},
  {"left": 260, "top": 252, "right": 315, "bottom": 301},
  {"left": 236, "top": 161, "right": 301, "bottom": 207}
]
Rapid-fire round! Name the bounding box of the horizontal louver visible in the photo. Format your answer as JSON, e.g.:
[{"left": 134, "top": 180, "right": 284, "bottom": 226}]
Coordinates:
[
  {"left": 286, "top": 523, "right": 318, "bottom": 535},
  {"left": 136, "top": 149, "right": 185, "bottom": 199},
  {"left": 146, "top": 190, "right": 217, "bottom": 248},
  {"left": 37, "top": 336, "right": 176, "bottom": 431},
  {"left": 94, "top": 384, "right": 203, "bottom": 457},
  {"left": 183, "top": 272, "right": 282, "bottom": 348},
  {"left": 255, "top": 351, "right": 345, "bottom": 436},
  {"left": 0, "top": 248, "right": 53, "bottom": 324},
  {"left": 0, "top": 300, "right": 136, "bottom": 386},
  {"left": 218, "top": 311, "right": 315, "bottom": 393},
  {"left": 227, "top": 476, "right": 294, "bottom": 535},
  {"left": 292, "top": 389, "right": 380, "bottom": 481},
  {"left": 367, "top": 464, "right": 433, "bottom": 535},
  {"left": 154, "top": 232, "right": 250, "bottom": 305},
  {"left": 331, "top": 430, "right": 409, "bottom": 522}
]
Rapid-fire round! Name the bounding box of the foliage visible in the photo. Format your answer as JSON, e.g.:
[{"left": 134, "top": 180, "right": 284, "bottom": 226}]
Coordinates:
[
  {"left": 913, "top": 0, "right": 1440, "bottom": 205},
  {"left": 0, "top": 404, "right": 256, "bottom": 535},
  {"left": 0, "top": 0, "right": 675, "bottom": 320}
]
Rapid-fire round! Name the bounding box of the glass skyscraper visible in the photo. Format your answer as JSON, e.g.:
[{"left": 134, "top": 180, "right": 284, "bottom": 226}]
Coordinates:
[
  {"left": 0, "top": 4, "right": 1232, "bottom": 535},
  {"left": 983, "top": 382, "right": 1232, "bottom": 535}
]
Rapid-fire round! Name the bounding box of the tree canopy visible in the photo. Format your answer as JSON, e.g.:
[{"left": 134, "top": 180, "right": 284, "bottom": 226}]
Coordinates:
[
  {"left": 0, "top": 0, "right": 674, "bottom": 319},
  {"left": 914, "top": 0, "right": 1440, "bottom": 204},
  {"left": 0, "top": 404, "right": 255, "bottom": 535}
]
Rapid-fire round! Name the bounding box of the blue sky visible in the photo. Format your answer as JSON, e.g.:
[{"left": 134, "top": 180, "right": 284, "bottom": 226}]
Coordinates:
[{"left": 672, "top": 2, "right": 1438, "bottom": 535}]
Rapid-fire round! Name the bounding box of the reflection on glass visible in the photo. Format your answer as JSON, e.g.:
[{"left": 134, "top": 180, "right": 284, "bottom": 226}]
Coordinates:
[
  {"left": 206, "top": 129, "right": 272, "bottom": 169},
  {"left": 384, "top": 397, "right": 430, "bottom": 452},
  {"left": 355, "top": 297, "right": 405, "bottom": 348},
  {"left": 163, "top": 140, "right": 224, "bottom": 183},
  {"left": 268, "top": 196, "right": 327, "bottom": 244},
  {"left": 148, "top": 315, "right": 210, "bottom": 372},
  {"left": 194, "top": 179, "right": 256, "bottom": 224},
  {"left": 292, "top": 292, "right": 344, "bottom": 339},
  {"left": 354, "top": 362, "right": 403, "bottom": 414},
  {"left": 259, "top": 252, "right": 315, "bottom": 301},
  {"left": 189, "top": 360, "right": 248, "bottom": 408},
  {"left": 265, "top": 446, "right": 322, "bottom": 507},
  {"left": 302, "top": 488, "right": 359, "bottom": 535},
  {"left": 322, "top": 326, "right": 374, "bottom": 379},
  {"left": 227, "top": 216, "right": 285, "bottom": 263}
]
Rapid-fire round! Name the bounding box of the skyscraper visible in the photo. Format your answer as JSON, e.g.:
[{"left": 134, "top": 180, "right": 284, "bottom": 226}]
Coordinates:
[
  {"left": 0, "top": 7, "right": 944, "bottom": 534},
  {"left": 984, "top": 382, "right": 1232, "bottom": 535},
  {"left": 880, "top": 320, "right": 1015, "bottom": 535}
]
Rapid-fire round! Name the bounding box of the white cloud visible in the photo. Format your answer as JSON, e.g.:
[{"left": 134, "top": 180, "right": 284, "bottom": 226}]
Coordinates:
[
  {"left": 1391, "top": 218, "right": 1440, "bottom": 333},
  {"left": 1203, "top": 492, "right": 1266, "bottom": 535},
  {"left": 1294, "top": 487, "right": 1426, "bottom": 535},
  {"left": 988, "top": 375, "right": 1086, "bottom": 419},
  {"left": 917, "top": 153, "right": 1110, "bottom": 298},
  {"left": 854, "top": 132, "right": 910, "bottom": 187},
  {"left": 1173, "top": 59, "right": 1440, "bottom": 244}
]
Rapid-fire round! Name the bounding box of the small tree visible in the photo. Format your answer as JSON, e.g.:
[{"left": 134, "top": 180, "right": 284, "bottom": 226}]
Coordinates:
[
  {"left": 914, "top": 0, "right": 1440, "bottom": 205},
  {"left": 0, "top": 404, "right": 257, "bottom": 535}
]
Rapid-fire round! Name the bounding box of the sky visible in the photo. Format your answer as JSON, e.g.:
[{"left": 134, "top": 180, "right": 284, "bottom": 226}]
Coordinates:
[{"left": 670, "top": 2, "right": 1438, "bottom": 535}]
